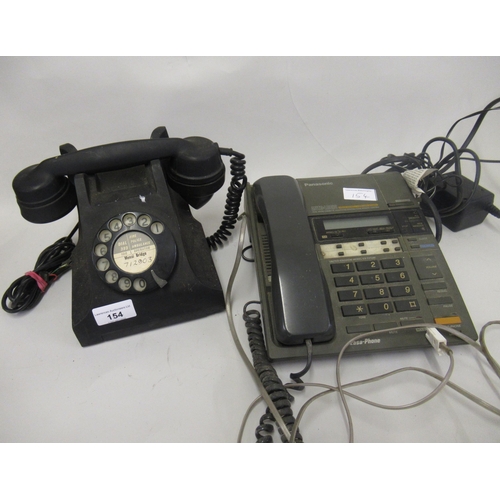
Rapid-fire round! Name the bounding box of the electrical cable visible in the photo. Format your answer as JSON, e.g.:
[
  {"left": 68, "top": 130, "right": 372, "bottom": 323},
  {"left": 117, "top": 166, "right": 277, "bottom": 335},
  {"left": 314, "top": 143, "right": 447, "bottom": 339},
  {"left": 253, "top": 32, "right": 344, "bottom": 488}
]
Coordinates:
[
  {"left": 419, "top": 192, "right": 443, "bottom": 242},
  {"left": 452, "top": 98, "right": 500, "bottom": 150},
  {"left": 361, "top": 98, "right": 500, "bottom": 233},
  {"left": 335, "top": 322, "right": 500, "bottom": 442},
  {"left": 243, "top": 302, "right": 303, "bottom": 442},
  {"left": 336, "top": 328, "right": 455, "bottom": 443},
  {"left": 2, "top": 224, "right": 78, "bottom": 313},
  {"left": 207, "top": 148, "right": 247, "bottom": 250},
  {"left": 236, "top": 321, "right": 500, "bottom": 442},
  {"left": 479, "top": 321, "right": 500, "bottom": 378},
  {"left": 289, "top": 339, "right": 313, "bottom": 388},
  {"left": 223, "top": 213, "right": 293, "bottom": 442},
  {"left": 289, "top": 359, "right": 500, "bottom": 443}
]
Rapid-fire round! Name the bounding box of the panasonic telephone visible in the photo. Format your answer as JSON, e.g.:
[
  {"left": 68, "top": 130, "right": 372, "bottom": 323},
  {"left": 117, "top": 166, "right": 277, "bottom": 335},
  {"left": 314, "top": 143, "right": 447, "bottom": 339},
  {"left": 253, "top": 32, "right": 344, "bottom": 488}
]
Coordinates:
[
  {"left": 245, "top": 172, "right": 478, "bottom": 360},
  {"left": 4, "top": 126, "right": 246, "bottom": 346}
]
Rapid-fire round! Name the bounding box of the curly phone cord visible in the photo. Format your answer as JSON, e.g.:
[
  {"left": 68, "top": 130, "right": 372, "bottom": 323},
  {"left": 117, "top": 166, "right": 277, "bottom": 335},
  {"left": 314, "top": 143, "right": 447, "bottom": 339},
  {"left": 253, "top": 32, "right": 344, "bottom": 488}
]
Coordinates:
[
  {"left": 207, "top": 150, "right": 247, "bottom": 250},
  {"left": 243, "top": 303, "right": 303, "bottom": 443}
]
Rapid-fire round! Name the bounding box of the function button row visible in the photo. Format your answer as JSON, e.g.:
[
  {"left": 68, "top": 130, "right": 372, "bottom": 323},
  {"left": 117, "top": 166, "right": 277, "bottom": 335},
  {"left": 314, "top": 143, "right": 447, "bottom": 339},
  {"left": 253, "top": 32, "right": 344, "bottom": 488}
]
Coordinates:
[
  {"left": 338, "top": 285, "right": 415, "bottom": 301},
  {"left": 321, "top": 238, "right": 402, "bottom": 259},
  {"left": 331, "top": 257, "right": 405, "bottom": 274},
  {"left": 334, "top": 270, "right": 410, "bottom": 286},
  {"left": 341, "top": 299, "right": 420, "bottom": 317}
]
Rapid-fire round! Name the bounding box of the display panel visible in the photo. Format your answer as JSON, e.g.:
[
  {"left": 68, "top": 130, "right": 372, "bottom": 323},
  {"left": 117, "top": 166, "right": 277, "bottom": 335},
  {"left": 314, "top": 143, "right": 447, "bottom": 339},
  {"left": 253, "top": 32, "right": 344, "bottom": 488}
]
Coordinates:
[{"left": 323, "top": 215, "right": 392, "bottom": 231}]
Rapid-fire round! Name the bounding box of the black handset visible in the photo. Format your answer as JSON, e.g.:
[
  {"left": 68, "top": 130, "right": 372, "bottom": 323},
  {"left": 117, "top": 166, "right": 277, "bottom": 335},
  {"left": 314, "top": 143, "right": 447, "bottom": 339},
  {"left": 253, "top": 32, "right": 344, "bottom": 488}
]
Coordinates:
[
  {"left": 251, "top": 176, "right": 336, "bottom": 345},
  {"left": 12, "top": 126, "right": 226, "bottom": 224},
  {"left": 8, "top": 126, "right": 246, "bottom": 346}
]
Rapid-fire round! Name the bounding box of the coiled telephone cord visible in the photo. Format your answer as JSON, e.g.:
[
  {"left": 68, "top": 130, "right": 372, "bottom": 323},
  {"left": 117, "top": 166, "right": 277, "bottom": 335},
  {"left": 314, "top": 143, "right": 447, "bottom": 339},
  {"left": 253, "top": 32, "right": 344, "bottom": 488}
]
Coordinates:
[
  {"left": 207, "top": 149, "right": 247, "bottom": 250},
  {"left": 243, "top": 302, "right": 303, "bottom": 443}
]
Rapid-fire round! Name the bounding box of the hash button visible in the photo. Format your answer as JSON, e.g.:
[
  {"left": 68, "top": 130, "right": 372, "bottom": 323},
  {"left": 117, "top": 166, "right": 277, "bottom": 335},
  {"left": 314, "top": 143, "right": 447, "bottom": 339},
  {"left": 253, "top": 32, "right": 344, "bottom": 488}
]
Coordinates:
[{"left": 394, "top": 299, "right": 420, "bottom": 312}]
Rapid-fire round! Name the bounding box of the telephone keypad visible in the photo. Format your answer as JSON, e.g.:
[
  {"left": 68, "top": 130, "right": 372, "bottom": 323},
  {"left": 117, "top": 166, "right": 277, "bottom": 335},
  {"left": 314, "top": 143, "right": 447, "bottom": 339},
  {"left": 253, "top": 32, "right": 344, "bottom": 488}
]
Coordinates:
[{"left": 328, "top": 243, "right": 448, "bottom": 332}]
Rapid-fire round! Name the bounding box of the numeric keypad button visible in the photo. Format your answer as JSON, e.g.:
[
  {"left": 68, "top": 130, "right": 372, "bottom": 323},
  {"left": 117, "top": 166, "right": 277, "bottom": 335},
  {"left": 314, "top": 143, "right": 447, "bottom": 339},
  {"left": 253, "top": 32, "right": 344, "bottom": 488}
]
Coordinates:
[
  {"left": 118, "top": 277, "right": 132, "bottom": 291},
  {"left": 99, "top": 230, "right": 113, "bottom": 243},
  {"left": 105, "top": 270, "right": 119, "bottom": 283},
  {"left": 341, "top": 304, "right": 368, "bottom": 317},
  {"left": 137, "top": 214, "right": 152, "bottom": 227},
  {"left": 394, "top": 299, "right": 420, "bottom": 312},
  {"left": 368, "top": 302, "right": 394, "bottom": 314},
  {"left": 334, "top": 275, "right": 359, "bottom": 287},
  {"left": 338, "top": 289, "right": 362, "bottom": 301},
  {"left": 96, "top": 258, "right": 110, "bottom": 272},
  {"left": 133, "top": 278, "right": 147, "bottom": 292},
  {"left": 381, "top": 258, "right": 404, "bottom": 269},
  {"left": 356, "top": 260, "right": 380, "bottom": 271},
  {"left": 385, "top": 271, "right": 410, "bottom": 282},
  {"left": 123, "top": 213, "right": 136, "bottom": 227},
  {"left": 360, "top": 273, "right": 384, "bottom": 285},
  {"left": 94, "top": 243, "right": 108, "bottom": 257},
  {"left": 331, "top": 262, "right": 354, "bottom": 273},
  {"left": 364, "top": 287, "right": 388, "bottom": 299},
  {"left": 390, "top": 285, "right": 415, "bottom": 297},
  {"left": 109, "top": 219, "right": 123, "bottom": 232},
  {"left": 151, "top": 222, "right": 164, "bottom": 235}
]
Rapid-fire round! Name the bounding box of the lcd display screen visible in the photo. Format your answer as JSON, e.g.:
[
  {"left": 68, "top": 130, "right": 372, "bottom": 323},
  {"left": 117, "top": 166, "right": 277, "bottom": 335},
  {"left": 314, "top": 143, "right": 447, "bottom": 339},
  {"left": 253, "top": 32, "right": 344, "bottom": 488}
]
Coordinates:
[{"left": 323, "top": 215, "right": 391, "bottom": 231}]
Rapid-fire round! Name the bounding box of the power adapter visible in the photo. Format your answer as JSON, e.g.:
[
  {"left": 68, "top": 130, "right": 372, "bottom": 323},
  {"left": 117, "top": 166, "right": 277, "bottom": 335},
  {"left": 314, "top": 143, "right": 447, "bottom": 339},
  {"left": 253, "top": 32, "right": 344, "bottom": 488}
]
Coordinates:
[{"left": 431, "top": 175, "right": 500, "bottom": 232}]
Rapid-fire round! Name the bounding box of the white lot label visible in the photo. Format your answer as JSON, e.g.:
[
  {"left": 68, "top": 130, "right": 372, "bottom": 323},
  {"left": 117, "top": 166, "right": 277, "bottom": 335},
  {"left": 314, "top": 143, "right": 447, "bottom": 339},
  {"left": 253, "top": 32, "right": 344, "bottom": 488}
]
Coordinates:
[
  {"left": 92, "top": 299, "right": 137, "bottom": 326},
  {"left": 343, "top": 187, "right": 378, "bottom": 201}
]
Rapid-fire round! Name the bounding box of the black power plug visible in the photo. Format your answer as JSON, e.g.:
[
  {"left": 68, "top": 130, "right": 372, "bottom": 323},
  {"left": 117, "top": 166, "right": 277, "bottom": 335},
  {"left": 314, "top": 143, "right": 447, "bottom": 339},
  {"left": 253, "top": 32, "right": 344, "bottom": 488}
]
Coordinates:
[{"left": 431, "top": 176, "right": 500, "bottom": 231}]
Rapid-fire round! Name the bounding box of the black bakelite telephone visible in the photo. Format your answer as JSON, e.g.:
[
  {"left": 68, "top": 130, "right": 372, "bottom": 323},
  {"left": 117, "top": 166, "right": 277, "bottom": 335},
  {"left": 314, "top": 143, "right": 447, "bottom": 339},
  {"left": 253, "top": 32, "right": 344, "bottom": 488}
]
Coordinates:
[{"left": 4, "top": 126, "right": 246, "bottom": 346}]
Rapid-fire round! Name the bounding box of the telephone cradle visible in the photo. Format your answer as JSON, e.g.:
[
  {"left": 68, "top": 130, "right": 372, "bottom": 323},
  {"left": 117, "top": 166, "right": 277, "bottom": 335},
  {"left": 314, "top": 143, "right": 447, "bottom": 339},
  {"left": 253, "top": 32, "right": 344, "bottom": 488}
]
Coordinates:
[
  {"left": 245, "top": 172, "right": 477, "bottom": 361},
  {"left": 8, "top": 127, "right": 246, "bottom": 346}
]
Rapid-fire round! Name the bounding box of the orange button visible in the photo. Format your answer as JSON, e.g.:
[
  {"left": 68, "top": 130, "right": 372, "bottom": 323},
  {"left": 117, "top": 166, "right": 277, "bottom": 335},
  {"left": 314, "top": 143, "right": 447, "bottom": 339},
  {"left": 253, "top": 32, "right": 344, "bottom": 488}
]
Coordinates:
[{"left": 434, "top": 316, "right": 461, "bottom": 325}]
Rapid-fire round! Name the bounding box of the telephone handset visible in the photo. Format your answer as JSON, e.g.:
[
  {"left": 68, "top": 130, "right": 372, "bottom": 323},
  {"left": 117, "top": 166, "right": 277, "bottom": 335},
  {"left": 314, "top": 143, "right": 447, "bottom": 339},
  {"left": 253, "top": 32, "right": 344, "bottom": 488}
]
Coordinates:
[
  {"left": 246, "top": 172, "right": 477, "bottom": 361},
  {"left": 8, "top": 126, "right": 246, "bottom": 346},
  {"left": 252, "top": 176, "right": 336, "bottom": 345}
]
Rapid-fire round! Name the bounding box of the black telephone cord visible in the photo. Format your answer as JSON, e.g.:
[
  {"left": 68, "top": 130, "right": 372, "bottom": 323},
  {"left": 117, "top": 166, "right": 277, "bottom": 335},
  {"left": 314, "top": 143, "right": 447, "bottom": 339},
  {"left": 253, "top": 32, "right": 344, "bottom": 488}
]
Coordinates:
[
  {"left": 207, "top": 149, "right": 247, "bottom": 250},
  {"left": 243, "top": 302, "right": 303, "bottom": 443},
  {"left": 2, "top": 225, "right": 78, "bottom": 314}
]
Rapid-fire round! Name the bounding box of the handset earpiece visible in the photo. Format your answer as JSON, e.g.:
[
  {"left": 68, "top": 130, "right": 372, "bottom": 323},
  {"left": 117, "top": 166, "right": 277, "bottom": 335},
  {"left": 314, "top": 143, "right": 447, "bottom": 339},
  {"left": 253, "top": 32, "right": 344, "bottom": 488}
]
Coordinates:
[
  {"left": 12, "top": 161, "right": 78, "bottom": 224},
  {"left": 164, "top": 136, "right": 225, "bottom": 209}
]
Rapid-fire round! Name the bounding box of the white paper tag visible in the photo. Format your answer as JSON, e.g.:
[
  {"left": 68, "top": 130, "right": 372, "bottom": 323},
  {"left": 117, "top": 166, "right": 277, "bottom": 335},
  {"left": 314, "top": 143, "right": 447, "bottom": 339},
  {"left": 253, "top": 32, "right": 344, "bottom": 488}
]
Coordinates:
[
  {"left": 402, "top": 169, "right": 437, "bottom": 196},
  {"left": 92, "top": 299, "right": 137, "bottom": 326},
  {"left": 343, "top": 187, "right": 378, "bottom": 201}
]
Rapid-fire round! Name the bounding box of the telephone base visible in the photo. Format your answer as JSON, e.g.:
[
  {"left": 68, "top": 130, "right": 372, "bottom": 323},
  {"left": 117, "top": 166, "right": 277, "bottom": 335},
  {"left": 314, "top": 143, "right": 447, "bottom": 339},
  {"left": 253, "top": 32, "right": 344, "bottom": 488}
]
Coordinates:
[{"left": 245, "top": 173, "right": 477, "bottom": 361}]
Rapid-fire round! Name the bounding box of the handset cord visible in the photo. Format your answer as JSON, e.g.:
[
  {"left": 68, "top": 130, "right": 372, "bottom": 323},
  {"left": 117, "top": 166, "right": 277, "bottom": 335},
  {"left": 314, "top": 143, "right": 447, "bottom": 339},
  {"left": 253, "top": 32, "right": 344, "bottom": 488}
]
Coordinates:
[
  {"left": 2, "top": 224, "right": 78, "bottom": 314},
  {"left": 224, "top": 213, "right": 295, "bottom": 443},
  {"left": 206, "top": 148, "right": 247, "bottom": 250}
]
